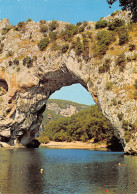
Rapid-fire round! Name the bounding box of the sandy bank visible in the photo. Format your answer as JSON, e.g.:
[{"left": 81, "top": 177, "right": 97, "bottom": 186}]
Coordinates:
[{"left": 40, "top": 141, "right": 108, "bottom": 150}]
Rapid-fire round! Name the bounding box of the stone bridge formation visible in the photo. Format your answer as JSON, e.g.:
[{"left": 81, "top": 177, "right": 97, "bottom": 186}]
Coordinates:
[{"left": 0, "top": 15, "right": 136, "bottom": 154}]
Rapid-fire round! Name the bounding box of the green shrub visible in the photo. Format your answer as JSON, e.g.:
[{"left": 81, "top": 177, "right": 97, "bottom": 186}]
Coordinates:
[
  {"left": 119, "top": 32, "right": 129, "bottom": 45},
  {"left": 40, "top": 24, "right": 48, "bottom": 33},
  {"left": 76, "top": 22, "right": 82, "bottom": 26},
  {"left": 134, "top": 79, "right": 137, "bottom": 89},
  {"left": 39, "top": 20, "right": 47, "bottom": 25},
  {"left": 115, "top": 53, "right": 126, "bottom": 71},
  {"left": 79, "top": 25, "right": 85, "bottom": 33},
  {"left": 61, "top": 44, "right": 69, "bottom": 53},
  {"left": 15, "top": 21, "right": 25, "bottom": 31},
  {"left": 51, "top": 42, "right": 61, "bottom": 51},
  {"left": 80, "top": 134, "right": 89, "bottom": 142},
  {"left": 6, "top": 50, "right": 13, "bottom": 57},
  {"left": 98, "top": 44, "right": 108, "bottom": 55},
  {"left": 37, "top": 136, "right": 49, "bottom": 144},
  {"left": 99, "top": 66, "right": 105, "bottom": 73},
  {"left": 99, "top": 63, "right": 110, "bottom": 73},
  {"left": 33, "top": 56, "right": 37, "bottom": 61},
  {"left": 0, "top": 47, "right": 3, "bottom": 54},
  {"left": 1, "top": 27, "right": 11, "bottom": 35},
  {"left": 49, "top": 31, "right": 57, "bottom": 41},
  {"left": 27, "top": 18, "right": 32, "bottom": 22},
  {"left": 87, "top": 32, "right": 92, "bottom": 39},
  {"left": 127, "top": 56, "right": 132, "bottom": 62},
  {"left": 105, "top": 81, "right": 113, "bottom": 90},
  {"left": 131, "top": 121, "right": 137, "bottom": 131},
  {"left": 82, "top": 36, "right": 89, "bottom": 60},
  {"left": 83, "top": 21, "right": 88, "bottom": 27},
  {"left": 38, "top": 37, "right": 50, "bottom": 51},
  {"left": 118, "top": 100, "right": 122, "bottom": 104},
  {"left": 43, "top": 33, "right": 48, "bottom": 37},
  {"left": 13, "top": 58, "right": 19, "bottom": 65},
  {"left": 0, "top": 43, "right": 4, "bottom": 48},
  {"left": 134, "top": 91, "right": 137, "bottom": 99},
  {"left": 95, "top": 20, "right": 108, "bottom": 29},
  {"left": 118, "top": 113, "right": 123, "bottom": 121},
  {"left": 97, "top": 30, "right": 115, "bottom": 45},
  {"left": 49, "top": 20, "right": 58, "bottom": 31},
  {"left": 8, "top": 61, "right": 12, "bottom": 66},
  {"left": 132, "top": 52, "right": 137, "bottom": 60},
  {"left": 122, "top": 120, "right": 129, "bottom": 131},
  {"left": 75, "top": 41, "right": 83, "bottom": 56},
  {"left": 61, "top": 24, "right": 78, "bottom": 41},
  {"left": 108, "top": 18, "right": 124, "bottom": 31},
  {"left": 123, "top": 120, "right": 135, "bottom": 143},
  {"left": 112, "top": 99, "right": 117, "bottom": 106},
  {"left": 95, "top": 30, "right": 115, "bottom": 56},
  {"left": 125, "top": 131, "right": 132, "bottom": 142},
  {"left": 129, "top": 44, "right": 136, "bottom": 51},
  {"left": 23, "top": 56, "right": 33, "bottom": 67},
  {"left": 105, "top": 58, "right": 111, "bottom": 64},
  {"left": 111, "top": 10, "right": 120, "bottom": 16},
  {"left": 70, "top": 37, "right": 83, "bottom": 56}
]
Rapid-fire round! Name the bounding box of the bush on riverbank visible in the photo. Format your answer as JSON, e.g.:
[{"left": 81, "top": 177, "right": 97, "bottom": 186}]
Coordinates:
[{"left": 39, "top": 105, "right": 117, "bottom": 144}]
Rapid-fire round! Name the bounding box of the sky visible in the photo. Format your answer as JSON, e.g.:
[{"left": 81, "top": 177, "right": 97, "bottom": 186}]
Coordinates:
[{"left": 0, "top": 0, "right": 120, "bottom": 105}]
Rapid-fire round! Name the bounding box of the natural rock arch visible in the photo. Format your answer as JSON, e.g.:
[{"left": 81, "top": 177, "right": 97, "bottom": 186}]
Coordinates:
[{"left": 0, "top": 16, "right": 136, "bottom": 154}]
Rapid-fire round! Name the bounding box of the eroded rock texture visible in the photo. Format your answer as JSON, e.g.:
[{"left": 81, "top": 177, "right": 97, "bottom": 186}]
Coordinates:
[{"left": 0, "top": 12, "right": 136, "bottom": 154}]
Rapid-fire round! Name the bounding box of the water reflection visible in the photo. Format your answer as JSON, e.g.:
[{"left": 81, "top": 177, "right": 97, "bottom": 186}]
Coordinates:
[
  {"left": 0, "top": 148, "right": 44, "bottom": 194},
  {"left": 0, "top": 148, "right": 136, "bottom": 194}
]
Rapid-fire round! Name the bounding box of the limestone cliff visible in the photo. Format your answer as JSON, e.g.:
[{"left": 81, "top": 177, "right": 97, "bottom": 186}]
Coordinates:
[
  {"left": 0, "top": 11, "right": 136, "bottom": 154},
  {"left": 43, "top": 99, "right": 89, "bottom": 124},
  {"left": 46, "top": 99, "right": 89, "bottom": 117}
]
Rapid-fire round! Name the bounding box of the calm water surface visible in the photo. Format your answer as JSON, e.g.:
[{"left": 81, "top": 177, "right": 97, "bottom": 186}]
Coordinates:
[{"left": 0, "top": 148, "right": 137, "bottom": 194}]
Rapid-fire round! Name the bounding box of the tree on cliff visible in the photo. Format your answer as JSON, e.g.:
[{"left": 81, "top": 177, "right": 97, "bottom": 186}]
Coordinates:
[{"left": 107, "top": 0, "right": 137, "bottom": 22}]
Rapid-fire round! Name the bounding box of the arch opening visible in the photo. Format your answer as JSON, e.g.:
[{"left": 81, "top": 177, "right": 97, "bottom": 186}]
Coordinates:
[
  {"left": 50, "top": 83, "right": 95, "bottom": 106},
  {"left": 39, "top": 83, "right": 123, "bottom": 152}
]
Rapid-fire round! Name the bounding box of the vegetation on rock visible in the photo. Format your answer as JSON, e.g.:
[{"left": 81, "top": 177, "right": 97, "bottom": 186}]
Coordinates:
[
  {"left": 49, "top": 20, "right": 58, "bottom": 31},
  {"left": 40, "top": 24, "right": 48, "bottom": 33},
  {"left": 38, "top": 37, "right": 50, "bottom": 51},
  {"left": 115, "top": 53, "right": 126, "bottom": 71},
  {"left": 105, "top": 81, "right": 113, "bottom": 90},
  {"left": 95, "top": 20, "right": 108, "bottom": 29},
  {"left": 94, "top": 30, "right": 115, "bottom": 56},
  {"left": 108, "top": 18, "right": 124, "bottom": 31}
]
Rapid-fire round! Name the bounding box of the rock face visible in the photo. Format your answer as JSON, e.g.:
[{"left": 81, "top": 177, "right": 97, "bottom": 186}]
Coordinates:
[
  {"left": 46, "top": 99, "right": 89, "bottom": 117},
  {"left": 47, "top": 102, "right": 78, "bottom": 117},
  {"left": 0, "top": 12, "right": 136, "bottom": 154}
]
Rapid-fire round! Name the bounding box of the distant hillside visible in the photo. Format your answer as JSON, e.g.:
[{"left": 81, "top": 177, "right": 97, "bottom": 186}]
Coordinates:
[{"left": 42, "top": 99, "right": 89, "bottom": 125}]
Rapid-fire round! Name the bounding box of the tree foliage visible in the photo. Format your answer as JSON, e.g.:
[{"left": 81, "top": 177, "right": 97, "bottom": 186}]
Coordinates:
[
  {"left": 40, "top": 105, "right": 115, "bottom": 143},
  {"left": 107, "top": 0, "right": 137, "bottom": 22},
  {"left": 95, "top": 20, "right": 108, "bottom": 29}
]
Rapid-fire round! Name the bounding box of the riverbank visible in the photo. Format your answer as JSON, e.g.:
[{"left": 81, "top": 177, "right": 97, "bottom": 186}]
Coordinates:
[
  {"left": 40, "top": 141, "right": 108, "bottom": 150},
  {"left": 0, "top": 140, "right": 108, "bottom": 150}
]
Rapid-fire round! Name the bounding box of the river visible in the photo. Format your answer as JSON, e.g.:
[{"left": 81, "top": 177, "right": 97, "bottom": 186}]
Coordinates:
[{"left": 0, "top": 148, "right": 137, "bottom": 194}]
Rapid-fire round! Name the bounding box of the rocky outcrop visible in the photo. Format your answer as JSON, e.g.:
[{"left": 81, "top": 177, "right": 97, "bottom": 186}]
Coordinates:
[
  {"left": 0, "top": 11, "right": 136, "bottom": 154},
  {"left": 47, "top": 102, "right": 78, "bottom": 117},
  {"left": 46, "top": 99, "right": 89, "bottom": 118}
]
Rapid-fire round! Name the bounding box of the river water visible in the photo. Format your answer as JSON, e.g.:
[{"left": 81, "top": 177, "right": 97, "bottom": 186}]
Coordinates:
[{"left": 0, "top": 148, "right": 137, "bottom": 194}]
